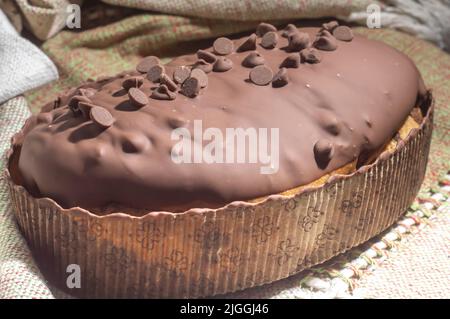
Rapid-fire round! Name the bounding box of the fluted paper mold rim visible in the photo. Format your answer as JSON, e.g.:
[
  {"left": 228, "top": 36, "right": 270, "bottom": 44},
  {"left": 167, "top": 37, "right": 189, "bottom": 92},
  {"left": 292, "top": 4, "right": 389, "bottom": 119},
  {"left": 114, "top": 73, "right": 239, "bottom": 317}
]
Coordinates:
[{"left": 5, "top": 93, "right": 433, "bottom": 298}]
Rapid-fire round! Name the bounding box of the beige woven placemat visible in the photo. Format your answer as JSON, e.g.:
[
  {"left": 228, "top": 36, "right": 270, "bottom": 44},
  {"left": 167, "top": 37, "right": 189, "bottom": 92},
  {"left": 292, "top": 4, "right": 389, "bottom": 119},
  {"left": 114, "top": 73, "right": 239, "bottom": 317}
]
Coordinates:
[
  {"left": 0, "top": 96, "right": 54, "bottom": 299},
  {"left": 353, "top": 194, "right": 450, "bottom": 299}
]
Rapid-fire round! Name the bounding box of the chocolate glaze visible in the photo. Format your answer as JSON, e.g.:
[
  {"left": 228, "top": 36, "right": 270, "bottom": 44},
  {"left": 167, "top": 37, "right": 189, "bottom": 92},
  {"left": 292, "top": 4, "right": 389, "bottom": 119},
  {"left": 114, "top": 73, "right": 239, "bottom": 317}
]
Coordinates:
[{"left": 17, "top": 26, "right": 424, "bottom": 212}]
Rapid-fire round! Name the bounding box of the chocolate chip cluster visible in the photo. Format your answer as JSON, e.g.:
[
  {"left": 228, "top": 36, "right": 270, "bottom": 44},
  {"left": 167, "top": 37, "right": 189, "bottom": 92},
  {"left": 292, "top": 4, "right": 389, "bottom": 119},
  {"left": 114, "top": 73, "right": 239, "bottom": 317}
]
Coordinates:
[
  {"left": 66, "top": 21, "right": 354, "bottom": 133},
  {"left": 241, "top": 21, "right": 353, "bottom": 88},
  {"left": 126, "top": 21, "right": 353, "bottom": 102},
  {"left": 129, "top": 39, "right": 236, "bottom": 102},
  {"left": 67, "top": 87, "right": 116, "bottom": 129}
]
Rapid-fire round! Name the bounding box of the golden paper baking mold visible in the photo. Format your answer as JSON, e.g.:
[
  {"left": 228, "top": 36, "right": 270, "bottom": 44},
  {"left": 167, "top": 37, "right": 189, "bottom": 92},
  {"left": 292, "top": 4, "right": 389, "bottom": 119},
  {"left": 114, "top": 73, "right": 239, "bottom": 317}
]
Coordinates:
[{"left": 5, "top": 94, "right": 433, "bottom": 298}]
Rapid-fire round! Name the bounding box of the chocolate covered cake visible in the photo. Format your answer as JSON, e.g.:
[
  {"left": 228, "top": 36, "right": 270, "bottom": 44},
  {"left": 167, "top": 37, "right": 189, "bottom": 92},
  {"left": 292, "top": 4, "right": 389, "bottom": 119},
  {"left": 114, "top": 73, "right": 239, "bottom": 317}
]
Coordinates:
[{"left": 6, "top": 22, "right": 433, "bottom": 298}]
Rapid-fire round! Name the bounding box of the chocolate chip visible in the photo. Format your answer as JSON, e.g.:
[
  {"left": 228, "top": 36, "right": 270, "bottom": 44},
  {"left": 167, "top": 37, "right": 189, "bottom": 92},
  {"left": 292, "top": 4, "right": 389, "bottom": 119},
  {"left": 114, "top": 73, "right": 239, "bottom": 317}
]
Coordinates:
[
  {"left": 249, "top": 65, "right": 273, "bottom": 86},
  {"left": 151, "top": 84, "right": 177, "bottom": 100},
  {"left": 193, "top": 59, "right": 213, "bottom": 73},
  {"left": 78, "top": 101, "right": 96, "bottom": 118},
  {"left": 68, "top": 95, "right": 91, "bottom": 116},
  {"left": 160, "top": 73, "right": 178, "bottom": 92},
  {"left": 79, "top": 88, "right": 96, "bottom": 98},
  {"left": 128, "top": 87, "right": 148, "bottom": 107},
  {"left": 314, "top": 139, "right": 334, "bottom": 169},
  {"left": 332, "top": 26, "right": 353, "bottom": 42},
  {"left": 213, "top": 57, "right": 233, "bottom": 72},
  {"left": 281, "top": 24, "right": 297, "bottom": 38},
  {"left": 173, "top": 66, "right": 191, "bottom": 84},
  {"left": 280, "top": 53, "right": 300, "bottom": 68},
  {"left": 213, "top": 37, "right": 234, "bottom": 55},
  {"left": 313, "top": 32, "right": 337, "bottom": 51},
  {"left": 321, "top": 20, "right": 339, "bottom": 32},
  {"left": 272, "top": 67, "right": 289, "bottom": 88},
  {"left": 136, "top": 56, "right": 160, "bottom": 73},
  {"left": 147, "top": 64, "right": 165, "bottom": 82},
  {"left": 300, "top": 48, "right": 322, "bottom": 64},
  {"left": 190, "top": 68, "right": 208, "bottom": 88},
  {"left": 197, "top": 50, "right": 217, "bottom": 63},
  {"left": 260, "top": 31, "right": 278, "bottom": 49},
  {"left": 181, "top": 77, "right": 201, "bottom": 97},
  {"left": 122, "top": 76, "right": 144, "bottom": 90},
  {"left": 90, "top": 106, "right": 115, "bottom": 128},
  {"left": 256, "top": 22, "right": 277, "bottom": 37},
  {"left": 236, "top": 33, "right": 257, "bottom": 52},
  {"left": 242, "top": 52, "right": 265, "bottom": 68},
  {"left": 288, "top": 32, "right": 310, "bottom": 52},
  {"left": 317, "top": 29, "right": 333, "bottom": 37}
]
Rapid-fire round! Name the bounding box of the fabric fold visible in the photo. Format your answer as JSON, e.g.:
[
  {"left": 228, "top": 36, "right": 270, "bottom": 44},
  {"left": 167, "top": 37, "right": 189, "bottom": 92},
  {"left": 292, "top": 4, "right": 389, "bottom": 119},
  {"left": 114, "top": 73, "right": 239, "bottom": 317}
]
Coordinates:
[
  {"left": 101, "top": 0, "right": 372, "bottom": 21},
  {"left": 0, "top": 9, "right": 58, "bottom": 105}
]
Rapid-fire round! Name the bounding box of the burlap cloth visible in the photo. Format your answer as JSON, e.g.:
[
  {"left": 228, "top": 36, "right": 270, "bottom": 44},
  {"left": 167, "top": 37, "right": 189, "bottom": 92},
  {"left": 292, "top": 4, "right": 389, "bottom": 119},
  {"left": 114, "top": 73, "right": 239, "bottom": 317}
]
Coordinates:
[
  {"left": 353, "top": 200, "right": 449, "bottom": 299},
  {"left": 1, "top": 1, "right": 449, "bottom": 298},
  {"left": 0, "top": 97, "right": 54, "bottom": 298},
  {"left": 11, "top": 0, "right": 373, "bottom": 40},
  {"left": 0, "top": 9, "right": 58, "bottom": 104}
]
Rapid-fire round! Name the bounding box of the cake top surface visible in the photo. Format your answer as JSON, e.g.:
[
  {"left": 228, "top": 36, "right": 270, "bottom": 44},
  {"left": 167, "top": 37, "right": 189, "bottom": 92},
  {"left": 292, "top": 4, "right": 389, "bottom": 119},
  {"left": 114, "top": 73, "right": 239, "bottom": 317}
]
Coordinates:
[{"left": 17, "top": 22, "right": 425, "bottom": 212}]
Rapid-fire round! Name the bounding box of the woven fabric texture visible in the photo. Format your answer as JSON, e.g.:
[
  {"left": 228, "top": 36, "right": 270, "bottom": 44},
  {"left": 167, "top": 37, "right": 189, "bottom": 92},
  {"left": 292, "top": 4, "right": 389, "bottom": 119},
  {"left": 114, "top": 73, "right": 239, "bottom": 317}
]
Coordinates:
[
  {"left": 354, "top": 202, "right": 449, "bottom": 299},
  {"left": 10, "top": 0, "right": 372, "bottom": 40},
  {"left": 0, "top": 96, "right": 54, "bottom": 299},
  {"left": 101, "top": 0, "right": 373, "bottom": 21},
  {"left": 0, "top": 9, "right": 58, "bottom": 104},
  {"left": 14, "top": 0, "right": 71, "bottom": 40}
]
